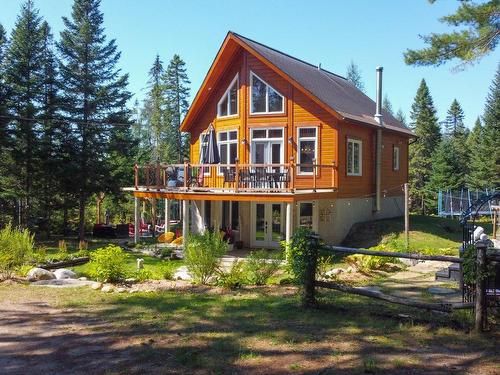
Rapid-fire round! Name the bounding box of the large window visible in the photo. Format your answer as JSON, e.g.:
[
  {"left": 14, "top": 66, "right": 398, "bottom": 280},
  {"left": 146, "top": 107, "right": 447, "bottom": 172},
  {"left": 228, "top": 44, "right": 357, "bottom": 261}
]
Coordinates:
[
  {"left": 199, "top": 133, "right": 209, "bottom": 162},
  {"left": 393, "top": 146, "right": 400, "bottom": 171},
  {"left": 347, "top": 138, "right": 362, "bottom": 176},
  {"left": 217, "top": 74, "right": 238, "bottom": 117},
  {"left": 218, "top": 130, "right": 238, "bottom": 174},
  {"left": 297, "top": 127, "right": 317, "bottom": 174},
  {"left": 250, "top": 72, "right": 284, "bottom": 114},
  {"left": 222, "top": 201, "right": 239, "bottom": 231}
]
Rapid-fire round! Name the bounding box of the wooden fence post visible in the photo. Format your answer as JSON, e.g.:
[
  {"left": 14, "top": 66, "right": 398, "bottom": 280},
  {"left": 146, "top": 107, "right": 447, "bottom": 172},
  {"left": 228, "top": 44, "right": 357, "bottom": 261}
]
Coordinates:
[
  {"left": 475, "top": 241, "right": 487, "bottom": 333},
  {"left": 302, "top": 234, "right": 319, "bottom": 308}
]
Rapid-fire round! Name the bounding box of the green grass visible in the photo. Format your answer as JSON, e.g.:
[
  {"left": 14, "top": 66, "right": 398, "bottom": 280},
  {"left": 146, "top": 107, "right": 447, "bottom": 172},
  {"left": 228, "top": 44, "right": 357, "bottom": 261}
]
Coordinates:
[
  {"left": 0, "top": 283, "right": 497, "bottom": 374},
  {"left": 343, "top": 214, "right": 493, "bottom": 255}
]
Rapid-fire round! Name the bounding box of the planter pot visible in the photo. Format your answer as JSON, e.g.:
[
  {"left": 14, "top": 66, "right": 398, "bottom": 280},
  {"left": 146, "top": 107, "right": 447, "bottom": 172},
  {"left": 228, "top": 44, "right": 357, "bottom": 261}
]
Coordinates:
[{"left": 227, "top": 243, "right": 234, "bottom": 251}]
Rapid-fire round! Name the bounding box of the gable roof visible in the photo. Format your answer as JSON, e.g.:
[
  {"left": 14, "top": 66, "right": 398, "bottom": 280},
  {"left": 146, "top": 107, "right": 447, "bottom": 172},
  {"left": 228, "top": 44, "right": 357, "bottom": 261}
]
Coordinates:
[{"left": 181, "top": 32, "right": 414, "bottom": 136}]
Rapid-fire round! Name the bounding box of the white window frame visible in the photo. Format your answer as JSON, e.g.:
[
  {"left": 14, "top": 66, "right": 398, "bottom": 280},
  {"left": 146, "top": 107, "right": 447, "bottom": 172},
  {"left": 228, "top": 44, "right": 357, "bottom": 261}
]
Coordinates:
[
  {"left": 220, "top": 200, "right": 239, "bottom": 231},
  {"left": 217, "top": 74, "right": 239, "bottom": 118},
  {"left": 217, "top": 129, "right": 238, "bottom": 175},
  {"left": 393, "top": 146, "right": 400, "bottom": 171},
  {"left": 297, "top": 201, "right": 318, "bottom": 232},
  {"left": 347, "top": 138, "right": 362, "bottom": 176},
  {"left": 297, "top": 126, "right": 318, "bottom": 175},
  {"left": 250, "top": 127, "right": 285, "bottom": 167},
  {"left": 250, "top": 71, "right": 285, "bottom": 115}
]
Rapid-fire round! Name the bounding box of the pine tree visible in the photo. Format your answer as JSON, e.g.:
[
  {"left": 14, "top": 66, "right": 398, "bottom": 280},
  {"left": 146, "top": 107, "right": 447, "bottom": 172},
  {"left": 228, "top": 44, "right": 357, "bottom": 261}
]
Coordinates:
[
  {"left": 481, "top": 63, "right": 500, "bottom": 187},
  {"left": 346, "top": 60, "right": 365, "bottom": 92},
  {"left": 163, "top": 54, "right": 190, "bottom": 162},
  {"left": 4, "top": 0, "right": 46, "bottom": 227},
  {"left": 444, "top": 99, "right": 466, "bottom": 137},
  {"left": 466, "top": 118, "right": 492, "bottom": 189},
  {"left": 408, "top": 79, "right": 441, "bottom": 214},
  {"left": 428, "top": 138, "right": 462, "bottom": 194},
  {"left": 382, "top": 94, "right": 394, "bottom": 115},
  {"left": 395, "top": 108, "right": 408, "bottom": 127},
  {"left": 58, "top": 0, "right": 132, "bottom": 240}
]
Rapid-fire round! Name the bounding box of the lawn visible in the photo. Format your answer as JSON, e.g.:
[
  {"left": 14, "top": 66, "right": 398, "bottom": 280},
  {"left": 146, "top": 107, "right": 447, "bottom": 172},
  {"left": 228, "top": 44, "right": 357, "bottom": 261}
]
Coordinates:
[
  {"left": 0, "top": 282, "right": 498, "bottom": 374},
  {"left": 342, "top": 214, "right": 493, "bottom": 255}
]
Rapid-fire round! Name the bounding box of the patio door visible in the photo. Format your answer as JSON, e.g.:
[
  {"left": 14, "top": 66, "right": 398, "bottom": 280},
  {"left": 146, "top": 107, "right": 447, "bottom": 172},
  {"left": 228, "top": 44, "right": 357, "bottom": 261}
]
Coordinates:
[
  {"left": 251, "top": 202, "right": 283, "bottom": 248},
  {"left": 251, "top": 141, "right": 283, "bottom": 167}
]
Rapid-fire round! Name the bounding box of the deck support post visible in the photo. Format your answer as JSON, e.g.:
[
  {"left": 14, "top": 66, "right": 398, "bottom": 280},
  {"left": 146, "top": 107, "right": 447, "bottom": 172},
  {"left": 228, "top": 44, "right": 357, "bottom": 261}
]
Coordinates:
[
  {"left": 165, "top": 198, "right": 170, "bottom": 233},
  {"left": 134, "top": 196, "right": 140, "bottom": 244},
  {"left": 182, "top": 200, "right": 189, "bottom": 247},
  {"left": 285, "top": 202, "right": 293, "bottom": 243}
]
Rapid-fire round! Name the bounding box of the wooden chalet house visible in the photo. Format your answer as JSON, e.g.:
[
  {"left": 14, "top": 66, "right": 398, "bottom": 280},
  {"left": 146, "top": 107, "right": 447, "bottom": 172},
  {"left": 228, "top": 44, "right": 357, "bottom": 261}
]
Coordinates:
[{"left": 128, "top": 32, "right": 414, "bottom": 248}]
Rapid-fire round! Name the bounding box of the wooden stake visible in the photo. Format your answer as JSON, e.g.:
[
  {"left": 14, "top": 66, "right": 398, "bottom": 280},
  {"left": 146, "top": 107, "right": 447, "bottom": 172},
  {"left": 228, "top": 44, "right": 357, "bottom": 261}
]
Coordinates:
[{"left": 404, "top": 183, "right": 409, "bottom": 251}]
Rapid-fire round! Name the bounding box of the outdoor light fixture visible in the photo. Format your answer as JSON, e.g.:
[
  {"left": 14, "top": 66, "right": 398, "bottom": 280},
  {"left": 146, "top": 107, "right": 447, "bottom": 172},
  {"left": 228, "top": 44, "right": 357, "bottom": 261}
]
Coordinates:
[
  {"left": 288, "top": 136, "right": 294, "bottom": 145},
  {"left": 241, "top": 138, "right": 247, "bottom": 145}
]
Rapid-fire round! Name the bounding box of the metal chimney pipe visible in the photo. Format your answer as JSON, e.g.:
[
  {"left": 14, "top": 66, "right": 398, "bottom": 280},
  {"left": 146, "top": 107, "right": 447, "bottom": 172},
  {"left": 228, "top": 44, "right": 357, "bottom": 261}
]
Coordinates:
[
  {"left": 374, "top": 67, "right": 383, "bottom": 212},
  {"left": 374, "top": 66, "right": 383, "bottom": 125}
]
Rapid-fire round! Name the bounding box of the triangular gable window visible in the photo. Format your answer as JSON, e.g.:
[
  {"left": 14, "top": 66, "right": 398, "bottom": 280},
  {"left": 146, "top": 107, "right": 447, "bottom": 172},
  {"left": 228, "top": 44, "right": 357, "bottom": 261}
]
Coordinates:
[
  {"left": 217, "top": 74, "right": 238, "bottom": 117},
  {"left": 250, "top": 72, "right": 284, "bottom": 114}
]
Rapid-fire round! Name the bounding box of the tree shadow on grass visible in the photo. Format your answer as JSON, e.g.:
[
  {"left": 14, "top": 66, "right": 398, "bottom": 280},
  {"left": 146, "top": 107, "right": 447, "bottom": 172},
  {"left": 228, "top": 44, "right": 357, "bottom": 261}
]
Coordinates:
[{"left": 0, "top": 287, "right": 498, "bottom": 374}]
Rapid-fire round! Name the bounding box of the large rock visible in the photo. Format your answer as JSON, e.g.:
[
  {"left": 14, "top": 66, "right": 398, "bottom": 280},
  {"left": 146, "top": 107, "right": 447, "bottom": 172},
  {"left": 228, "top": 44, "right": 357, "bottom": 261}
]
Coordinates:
[
  {"left": 53, "top": 268, "right": 77, "bottom": 280},
  {"left": 101, "top": 284, "right": 114, "bottom": 293},
  {"left": 27, "top": 267, "right": 55, "bottom": 282}
]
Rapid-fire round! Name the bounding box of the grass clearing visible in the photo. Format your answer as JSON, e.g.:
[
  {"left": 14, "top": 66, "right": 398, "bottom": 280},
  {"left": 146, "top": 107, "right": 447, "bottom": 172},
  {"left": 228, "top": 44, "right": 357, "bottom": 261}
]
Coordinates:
[{"left": 0, "top": 282, "right": 498, "bottom": 374}]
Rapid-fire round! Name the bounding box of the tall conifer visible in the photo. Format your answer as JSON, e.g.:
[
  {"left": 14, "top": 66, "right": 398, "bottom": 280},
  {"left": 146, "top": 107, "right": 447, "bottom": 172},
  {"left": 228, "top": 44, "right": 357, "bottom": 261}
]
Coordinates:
[{"left": 408, "top": 79, "right": 441, "bottom": 213}]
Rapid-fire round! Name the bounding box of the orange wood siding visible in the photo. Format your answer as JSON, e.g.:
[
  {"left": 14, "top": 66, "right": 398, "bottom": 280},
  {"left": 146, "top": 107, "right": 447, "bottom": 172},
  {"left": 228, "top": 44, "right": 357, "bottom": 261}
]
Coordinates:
[{"left": 381, "top": 132, "right": 409, "bottom": 196}]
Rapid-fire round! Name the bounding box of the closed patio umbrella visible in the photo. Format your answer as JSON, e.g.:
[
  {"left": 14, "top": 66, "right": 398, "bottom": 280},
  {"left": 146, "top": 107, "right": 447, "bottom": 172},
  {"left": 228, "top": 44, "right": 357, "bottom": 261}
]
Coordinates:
[{"left": 203, "top": 124, "right": 220, "bottom": 164}]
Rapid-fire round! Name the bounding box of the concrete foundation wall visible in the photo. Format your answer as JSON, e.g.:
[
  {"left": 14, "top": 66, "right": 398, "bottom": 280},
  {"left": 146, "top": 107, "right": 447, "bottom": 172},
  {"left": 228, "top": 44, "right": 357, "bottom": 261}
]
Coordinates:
[{"left": 318, "top": 195, "right": 404, "bottom": 244}]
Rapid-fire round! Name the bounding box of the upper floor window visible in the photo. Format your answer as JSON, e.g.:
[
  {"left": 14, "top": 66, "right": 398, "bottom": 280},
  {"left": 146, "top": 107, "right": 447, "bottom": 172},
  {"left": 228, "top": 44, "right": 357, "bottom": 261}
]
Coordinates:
[
  {"left": 218, "top": 130, "right": 238, "bottom": 174},
  {"left": 217, "top": 74, "right": 238, "bottom": 117},
  {"left": 250, "top": 72, "right": 284, "bottom": 114},
  {"left": 297, "top": 127, "right": 317, "bottom": 174},
  {"left": 347, "top": 138, "right": 362, "bottom": 176},
  {"left": 393, "top": 146, "right": 400, "bottom": 171},
  {"left": 199, "top": 133, "right": 209, "bottom": 162}
]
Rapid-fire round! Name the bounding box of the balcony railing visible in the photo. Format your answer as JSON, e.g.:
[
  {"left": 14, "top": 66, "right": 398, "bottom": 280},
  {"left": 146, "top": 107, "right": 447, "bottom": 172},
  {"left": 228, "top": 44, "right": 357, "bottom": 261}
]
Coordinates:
[{"left": 134, "top": 160, "right": 337, "bottom": 193}]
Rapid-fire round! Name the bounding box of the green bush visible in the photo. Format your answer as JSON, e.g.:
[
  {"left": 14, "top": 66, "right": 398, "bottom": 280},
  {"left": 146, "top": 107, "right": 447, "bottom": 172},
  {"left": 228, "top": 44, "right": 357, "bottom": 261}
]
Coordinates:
[
  {"left": 133, "top": 268, "right": 153, "bottom": 282},
  {"left": 345, "top": 254, "right": 394, "bottom": 272},
  {"left": 88, "top": 245, "right": 127, "bottom": 282},
  {"left": 285, "top": 227, "right": 317, "bottom": 283},
  {"left": 216, "top": 260, "right": 246, "bottom": 289},
  {"left": 185, "top": 230, "right": 227, "bottom": 284},
  {"left": 161, "top": 248, "right": 173, "bottom": 258},
  {"left": 316, "top": 254, "right": 333, "bottom": 279},
  {"left": 161, "top": 264, "right": 175, "bottom": 280},
  {"left": 245, "top": 250, "right": 282, "bottom": 285},
  {"left": 0, "top": 223, "right": 35, "bottom": 279}
]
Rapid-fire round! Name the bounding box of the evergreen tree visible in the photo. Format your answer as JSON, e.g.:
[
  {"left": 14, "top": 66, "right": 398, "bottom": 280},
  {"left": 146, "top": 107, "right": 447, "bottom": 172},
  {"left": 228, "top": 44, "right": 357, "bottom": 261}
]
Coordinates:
[
  {"left": 466, "top": 118, "right": 492, "bottom": 189},
  {"left": 58, "top": 0, "right": 132, "bottom": 240},
  {"left": 382, "top": 94, "right": 394, "bottom": 115},
  {"left": 428, "top": 138, "right": 462, "bottom": 194},
  {"left": 481, "top": 63, "right": 500, "bottom": 187},
  {"left": 163, "top": 54, "right": 190, "bottom": 162},
  {"left": 444, "top": 99, "right": 466, "bottom": 137},
  {"left": 3, "top": 0, "right": 46, "bottom": 227},
  {"left": 408, "top": 79, "right": 441, "bottom": 214},
  {"left": 395, "top": 108, "right": 408, "bottom": 127},
  {"left": 346, "top": 60, "right": 365, "bottom": 92}
]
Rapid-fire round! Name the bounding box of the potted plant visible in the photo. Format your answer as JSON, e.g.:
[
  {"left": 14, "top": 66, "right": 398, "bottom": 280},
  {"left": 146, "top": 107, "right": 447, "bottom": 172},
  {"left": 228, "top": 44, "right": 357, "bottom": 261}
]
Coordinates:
[{"left": 222, "top": 227, "right": 235, "bottom": 251}]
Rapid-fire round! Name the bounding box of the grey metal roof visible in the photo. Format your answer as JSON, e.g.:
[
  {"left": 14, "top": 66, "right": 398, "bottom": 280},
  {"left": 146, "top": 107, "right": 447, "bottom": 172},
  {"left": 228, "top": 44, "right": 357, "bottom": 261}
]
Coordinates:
[{"left": 233, "top": 32, "right": 414, "bottom": 136}]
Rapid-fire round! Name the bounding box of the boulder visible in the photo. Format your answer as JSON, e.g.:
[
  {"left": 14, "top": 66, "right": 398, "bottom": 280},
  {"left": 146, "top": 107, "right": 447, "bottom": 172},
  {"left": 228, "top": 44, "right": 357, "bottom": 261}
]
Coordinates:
[
  {"left": 27, "top": 267, "right": 55, "bottom": 282},
  {"left": 53, "top": 268, "right": 77, "bottom": 280},
  {"left": 101, "top": 284, "right": 114, "bottom": 293},
  {"left": 325, "top": 268, "right": 343, "bottom": 278},
  {"left": 116, "top": 287, "right": 127, "bottom": 293},
  {"left": 90, "top": 282, "right": 103, "bottom": 290},
  {"left": 79, "top": 277, "right": 88, "bottom": 281}
]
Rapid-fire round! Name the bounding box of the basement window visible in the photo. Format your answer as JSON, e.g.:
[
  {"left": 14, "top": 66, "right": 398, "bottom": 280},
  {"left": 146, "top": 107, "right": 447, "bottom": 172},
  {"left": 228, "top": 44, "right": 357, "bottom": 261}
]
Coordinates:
[
  {"left": 250, "top": 72, "right": 284, "bottom": 114},
  {"left": 347, "top": 138, "right": 362, "bottom": 176},
  {"left": 217, "top": 74, "right": 238, "bottom": 117}
]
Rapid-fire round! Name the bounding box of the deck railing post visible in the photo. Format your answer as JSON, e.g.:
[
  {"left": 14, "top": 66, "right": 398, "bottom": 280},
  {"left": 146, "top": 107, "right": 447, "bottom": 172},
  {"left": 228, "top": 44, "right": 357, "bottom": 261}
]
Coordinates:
[
  {"left": 134, "top": 164, "right": 138, "bottom": 189},
  {"left": 235, "top": 158, "right": 240, "bottom": 192},
  {"left": 475, "top": 241, "right": 488, "bottom": 333},
  {"left": 331, "top": 161, "right": 336, "bottom": 189},
  {"left": 302, "top": 234, "right": 319, "bottom": 308},
  {"left": 183, "top": 158, "right": 189, "bottom": 190},
  {"left": 289, "top": 157, "right": 295, "bottom": 192},
  {"left": 313, "top": 158, "right": 317, "bottom": 192}
]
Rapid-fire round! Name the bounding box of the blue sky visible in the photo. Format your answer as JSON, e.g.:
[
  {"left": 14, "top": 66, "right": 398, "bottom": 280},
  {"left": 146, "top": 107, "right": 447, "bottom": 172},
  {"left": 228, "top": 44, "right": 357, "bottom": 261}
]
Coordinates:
[{"left": 2, "top": 0, "right": 499, "bottom": 127}]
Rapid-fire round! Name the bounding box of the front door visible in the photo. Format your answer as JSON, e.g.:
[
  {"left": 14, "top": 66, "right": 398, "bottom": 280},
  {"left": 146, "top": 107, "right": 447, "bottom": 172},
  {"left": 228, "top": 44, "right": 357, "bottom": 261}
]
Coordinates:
[{"left": 251, "top": 202, "right": 283, "bottom": 248}]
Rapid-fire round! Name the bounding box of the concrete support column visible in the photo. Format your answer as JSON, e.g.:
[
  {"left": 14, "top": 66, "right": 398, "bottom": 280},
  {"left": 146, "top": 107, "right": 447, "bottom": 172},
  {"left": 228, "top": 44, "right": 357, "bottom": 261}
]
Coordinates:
[
  {"left": 134, "top": 197, "right": 140, "bottom": 244},
  {"left": 182, "top": 200, "right": 189, "bottom": 246},
  {"left": 285, "top": 202, "right": 293, "bottom": 243},
  {"left": 165, "top": 198, "right": 170, "bottom": 233}
]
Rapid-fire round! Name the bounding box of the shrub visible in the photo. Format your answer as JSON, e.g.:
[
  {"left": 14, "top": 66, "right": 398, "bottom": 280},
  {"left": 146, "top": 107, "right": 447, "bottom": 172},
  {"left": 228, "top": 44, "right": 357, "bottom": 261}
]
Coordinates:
[
  {"left": 0, "top": 223, "right": 35, "bottom": 279},
  {"left": 160, "top": 263, "right": 175, "bottom": 280},
  {"left": 345, "top": 254, "right": 393, "bottom": 272},
  {"left": 216, "top": 260, "right": 246, "bottom": 289},
  {"left": 133, "top": 268, "right": 153, "bottom": 282},
  {"left": 185, "top": 230, "right": 227, "bottom": 284},
  {"left": 88, "top": 245, "right": 127, "bottom": 282},
  {"left": 316, "top": 254, "right": 333, "bottom": 279},
  {"left": 285, "top": 227, "right": 317, "bottom": 283},
  {"left": 161, "top": 248, "right": 173, "bottom": 258},
  {"left": 245, "top": 250, "right": 282, "bottom": 285}
]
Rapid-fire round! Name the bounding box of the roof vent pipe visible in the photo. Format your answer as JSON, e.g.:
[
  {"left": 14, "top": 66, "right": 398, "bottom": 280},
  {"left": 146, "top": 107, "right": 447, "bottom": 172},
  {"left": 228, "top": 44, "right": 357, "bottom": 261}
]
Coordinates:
[
  {"left": 374, "top": 66, "right": 383, "bottom": 125},
  {"left": 374, "top": 67, "right": 383, "bottom": 212}
]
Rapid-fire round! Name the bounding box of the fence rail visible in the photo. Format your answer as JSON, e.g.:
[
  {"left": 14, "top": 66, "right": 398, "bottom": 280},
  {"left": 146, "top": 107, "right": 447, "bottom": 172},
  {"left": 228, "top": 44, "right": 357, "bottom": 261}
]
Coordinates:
[{"left": 133, "top": 161, "right": 337, "bottom": 193}]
